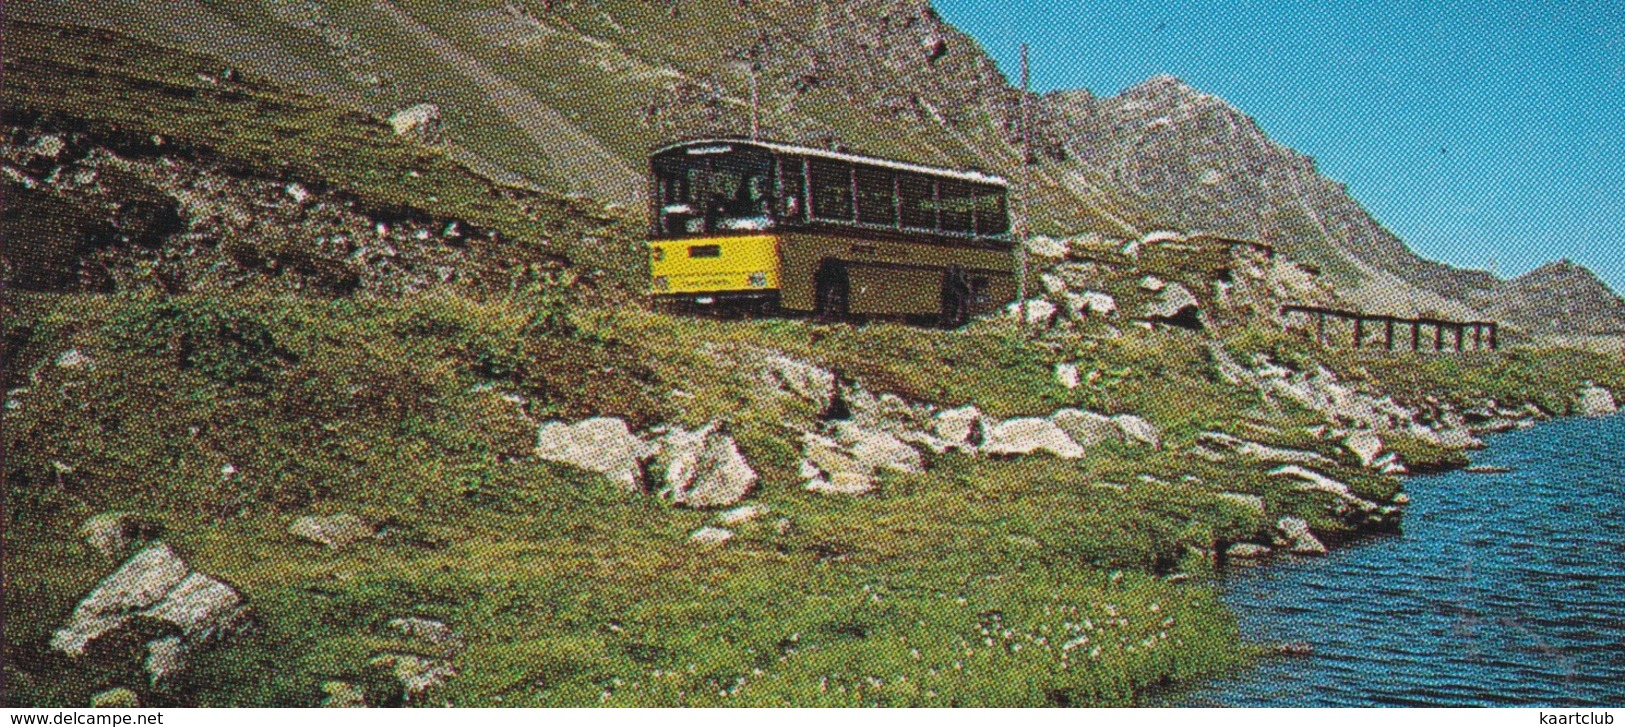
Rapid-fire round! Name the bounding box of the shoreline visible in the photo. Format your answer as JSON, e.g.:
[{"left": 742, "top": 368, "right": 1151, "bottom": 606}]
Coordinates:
[{"left": 1161, "top": 410, "right": 1625, "bottom": 706}]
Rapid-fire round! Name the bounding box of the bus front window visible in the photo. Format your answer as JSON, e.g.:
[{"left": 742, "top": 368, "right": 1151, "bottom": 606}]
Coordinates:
[{"left": 656, "top": 152, "right": 774, "bottom": 237}]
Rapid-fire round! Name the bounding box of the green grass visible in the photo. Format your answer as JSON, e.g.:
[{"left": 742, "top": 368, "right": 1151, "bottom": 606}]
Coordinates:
[{"left": 5, "top": 291, "right": 1270, "bottom": 707}]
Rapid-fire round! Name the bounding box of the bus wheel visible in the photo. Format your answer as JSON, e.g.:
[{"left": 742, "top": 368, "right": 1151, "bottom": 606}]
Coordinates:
[
  {"left": 814, "top": 259, "right": 850, "bottom": 321},
  {"left": 938, "top": 265, "right": 973, "bottom": 329}
]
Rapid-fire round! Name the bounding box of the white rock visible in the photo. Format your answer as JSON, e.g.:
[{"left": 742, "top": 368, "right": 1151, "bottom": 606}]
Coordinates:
[
  {"left": 1140, "top": 230, "right": 1186, "bottom": 246},
  {"left": 1139, "top": 275, "right": 1167, "bottom": 292},
  {"left": 535, "top": 417, "right": 655, "bottom": 490},
  {"left": 689, "top": 526, "right": 734, "bottom": 546},
  {"left": 833, "top": 421, "right": 923, "bottom": 474},
  {"left": 1040, "top": 273, "right": 1067, "bottom": 295},
  {"left": 981, "top": 418, "right": 1084, "bottom": 459},
  {"left": 654, "top": 424, "right": 757, "bottom": 508},
  {"left": 805, "top": 472, "right": 875, "bottom": 495},
  {"left": 56, "top": 349, "right": 93, "bottom": 368},
  {"left": 933, "top": 405, "right": 985, "bottom": 446},
  {"left": 1049, "top": 409, "right": 1123, "bottom": 447},
  {"left": 29, "top": 134, "right": 66, "bottom": 159},
  {"left": 387, "top": 103, "right": 442, "bottom": 140},
  {"left": 1142, "top": 283, "right": 1200, "bottom": 321},
  {"left": 1079, "top": 291, "right": 1117, "bottom": 317},
  {"left": 289, "top": 513, "right": 374, "bottom": 549},
  {"left": 1026, "top": 235, "right": 1068, "bottom": 258},
  {"left": 51, "top": 543, "right": 250, "bottom": 665},
  {"left": 1268, "top": 465, "right": 1376, "bottom": 511},
  {"left": 1575, "top": 384, "right": 1618, "bottom": 417},
  {"left": 143, "top": 636, "right": 186, "bottom": 688},
  {"left": 759, "top": 354, "right": 836, "bottom": 410},
  {"left": 79, "top": 512, "right": 164, "bottom": 561},
  {"left": 1275, "top": 517, "right": 1327, "bottom": 555},
  {"left": 1055, "top": 362, "right": 1080, "bottom": 390},
  {"left": 285, "top": 182, "right": 310, "bottom": 204},
  {"left": 1225, "top": 543, "right": 1271, "bottom": 559},
  {"left": 1343, "top": 431, "right": 1383, "bottom": 468},
  {"left": 1113, "top": 414, "right": 1161, "bottom": 449},
  {"left": 51, "top": 544, "right": 190, "bottom": 656},
  {"left": 1005, "top": 298, "right": 1057, "bottom": 326},
  {"left": 716, "top": 504, "right": 770, "bottom": 526}
]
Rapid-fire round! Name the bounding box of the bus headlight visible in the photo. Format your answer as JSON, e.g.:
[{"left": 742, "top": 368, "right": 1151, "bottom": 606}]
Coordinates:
[
  {"left": 652, "top": 275, "right": 669, "bottom": 291},
  {"left": 748, "top": 272, "right": 768, "bottom": 288}
]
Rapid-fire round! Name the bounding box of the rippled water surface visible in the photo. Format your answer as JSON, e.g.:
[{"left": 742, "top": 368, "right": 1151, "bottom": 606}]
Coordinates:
[{"left": 1173, "top": 414, "right": 1625, "bottom": 707}]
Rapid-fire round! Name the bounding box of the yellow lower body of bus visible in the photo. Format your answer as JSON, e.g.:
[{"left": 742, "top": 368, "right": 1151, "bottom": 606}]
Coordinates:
[{"left": 649, "top": 234, "right": 781, "bottom": 297}]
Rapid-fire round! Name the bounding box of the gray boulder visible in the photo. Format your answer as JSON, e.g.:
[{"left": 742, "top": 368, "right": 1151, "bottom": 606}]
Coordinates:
[
  {"left": 1275, "top": 517, "right": 1328, "bottom": 555},
  {"left": 289, "top": 513, "right": 374, "bottom": 549},
  {"left": 981, "top": 418, "right": 1084, "bottom": 459},
  {"left": 143, "top": 636, "right": 186, "bottom": 687},
  {"left": 1343, "top": 430, "right": 1384, "bottom": 468},
  {"left": 79, "top": 512, "right": 165, "bottom": 561},
  {"left": 1113, "top": 414, "right": 1161, "bottom": 449},
  {"left": 51, "top": 542, "right": 250, "bottom": 685},
  {"left": 832, "top": 421, "right": 923, "bottom": 474},
  {"left": 1575, "top": 384, "right": 1618, "bottom": 417},
  {"left": 1143, "top": 282, "right": 1200, "bottom": 323},
  {"left": 654, "top": 423, "right": 757, "bottom": 509},
  {"left": 716, "top": 503, "right": 769, "bottom": 526},
  {"left": 689, "top": 526, "right": 734, "bottom": 546},
  {"left": 804, "top": 471, "right": 875, "bottom": 496},
  {"left": 535, "top": 417, "right": 656, "bottom": 490},
  {"left": 1225, "top": 543, "right": 1271, "bottom": 559},
  {"left": 932, "top": 405, "right": 985, "bottom": 447},
  {"left": 758, "top": 354, "right": 836, "bottom": 410},
  {"left": 1049, "top": 408, "right": 1123, "bottom": 447},
  {"left": 387, "top": 103, "right": 442, "bottom": 142}
]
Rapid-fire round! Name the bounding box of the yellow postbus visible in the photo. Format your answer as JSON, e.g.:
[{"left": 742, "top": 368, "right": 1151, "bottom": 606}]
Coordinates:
[{"left": 647, "top": 139, "right": 1017, "bottom": 326}]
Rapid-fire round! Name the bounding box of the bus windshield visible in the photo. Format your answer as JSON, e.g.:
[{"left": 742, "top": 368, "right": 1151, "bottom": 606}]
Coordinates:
[{"left": 654, "top": 148, "right": 775, "bottom": 237}]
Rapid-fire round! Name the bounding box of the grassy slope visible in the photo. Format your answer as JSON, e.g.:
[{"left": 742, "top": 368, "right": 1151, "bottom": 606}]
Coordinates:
[{"left": 6, "top": 22, "right": 1625, "bottom": 708}]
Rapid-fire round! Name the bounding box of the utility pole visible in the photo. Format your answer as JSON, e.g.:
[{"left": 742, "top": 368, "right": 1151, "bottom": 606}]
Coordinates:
[
  {"left": 748, "top": 62, "right": 760, "bottom": 140},
  {"left": 1016, "top": 43, "right": 1031, "bottom": 331},
  {"left": 730, "top": 60, "right": 762, "bottom": 140}
]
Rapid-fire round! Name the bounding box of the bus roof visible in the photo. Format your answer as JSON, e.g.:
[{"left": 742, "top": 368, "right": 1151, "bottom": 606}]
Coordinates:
[{"left": 652, "top": 138, "right": 1009, "bottom": 187}]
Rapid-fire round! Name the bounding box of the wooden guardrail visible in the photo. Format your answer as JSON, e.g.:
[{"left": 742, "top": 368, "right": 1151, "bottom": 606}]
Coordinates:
[{"left": 1281, "top": 305, "right": 1498, "bottom": 352}]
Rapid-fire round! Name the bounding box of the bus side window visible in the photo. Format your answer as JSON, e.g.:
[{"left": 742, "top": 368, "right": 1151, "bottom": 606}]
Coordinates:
[
  {"left": 898, "top": 173, "right": 937, "bottom": 230},
  {"left": 809, "top": 159, "right": 853, "bottom": 221},
  {"left": 855, "top": 167, "right": 897, "bottom": 226},
  {"left": 938, "top": 179, "right": 974, "bottom": 234},
  {"left": 779, "top": 157, "right": 806, "bottom": 223},
  {"left": 974, "top": 185, "right": 1009, "bottom": 235}
]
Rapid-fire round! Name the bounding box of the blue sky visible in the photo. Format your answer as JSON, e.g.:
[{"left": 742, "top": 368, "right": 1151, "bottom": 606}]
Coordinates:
[{"left": 934, "top": 0, "right": 1625, "bottom": 294}]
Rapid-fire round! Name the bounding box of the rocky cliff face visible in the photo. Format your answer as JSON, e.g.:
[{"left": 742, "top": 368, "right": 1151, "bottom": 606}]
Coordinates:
[{"left": 7, "top": 0, "right": 1622, "bottom": 334}]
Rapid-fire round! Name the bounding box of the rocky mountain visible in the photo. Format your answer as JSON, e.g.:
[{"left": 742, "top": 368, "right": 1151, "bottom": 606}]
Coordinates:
[
  {"left": 7, "top": 0, "right": 1623, "bottom": 335},
  {"left": 1468, "top": 260, "right": 1625, "bottom": 336}
]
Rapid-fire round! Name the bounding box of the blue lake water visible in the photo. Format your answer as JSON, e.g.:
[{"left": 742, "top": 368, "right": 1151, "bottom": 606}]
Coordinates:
[{"left": 1172, "top": 413, "right": 1625, "bottom": 707}]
